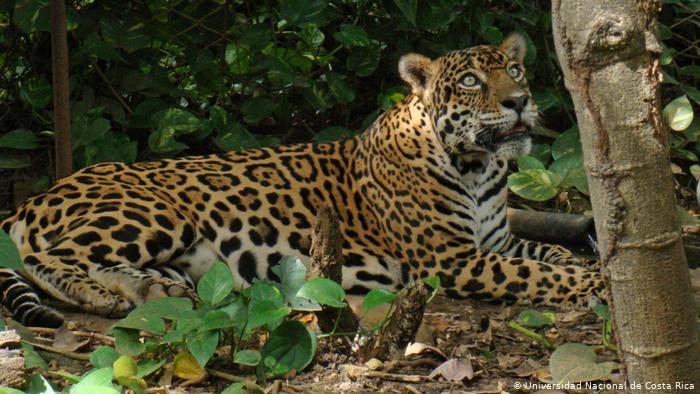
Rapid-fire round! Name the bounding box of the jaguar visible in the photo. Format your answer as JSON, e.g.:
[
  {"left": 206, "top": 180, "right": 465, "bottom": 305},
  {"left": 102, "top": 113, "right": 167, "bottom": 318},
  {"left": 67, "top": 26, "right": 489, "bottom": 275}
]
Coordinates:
[{"left": 0, "top": 34, "right": 604, "bottom": 328}]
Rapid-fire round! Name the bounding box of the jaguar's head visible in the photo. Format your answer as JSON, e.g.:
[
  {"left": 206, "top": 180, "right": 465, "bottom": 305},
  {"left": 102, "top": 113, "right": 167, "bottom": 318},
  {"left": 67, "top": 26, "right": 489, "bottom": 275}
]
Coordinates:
[{"left": 399, "top": 34, "right": 536, "bottom": 160}]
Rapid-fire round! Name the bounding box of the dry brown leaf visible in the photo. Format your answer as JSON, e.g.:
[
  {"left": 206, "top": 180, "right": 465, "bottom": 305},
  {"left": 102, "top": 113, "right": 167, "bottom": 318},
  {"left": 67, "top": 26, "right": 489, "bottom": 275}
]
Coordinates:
[
  {"left": 404, "top": 342, "right": 447, "bottom": 359},
  {"left": 173, "top": 352, "right": 207, "bottom": 381},
  {"left": 557, "top": 310, "right": 588, "bottom": 324},
  {"left": 52, "top": 325, "right": 90, "bottom": 352},
  {"left": 497, "top": 355, "right": 524, "bottom": 370},
  {"left": 513, "top": 358, "right": 543, "bottom": 377},
  {"left": 428, "top": 358, "right": 474, "bottom": 382},
  {"left": 364, "top": 358, "right": 383, "bottom": 370}
]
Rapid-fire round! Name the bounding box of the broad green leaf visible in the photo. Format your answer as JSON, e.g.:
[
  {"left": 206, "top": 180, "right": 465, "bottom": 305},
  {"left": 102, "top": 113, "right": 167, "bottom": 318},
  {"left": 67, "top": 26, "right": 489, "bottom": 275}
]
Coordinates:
[
  {"left": 27, "top": 373, "right": 57, "bottom": 394},
  {"left": 517, "top": 309, "right": 556, "bottom": 328},
  {"left": 20, "top": 76, "right": 52, "bottom": 109},
  {"left": 663, "top": 95, "right": 694, "bottom": 131},
  {"left": 82, "top": 131, "right": 137, "bottom": 167},
  {"left": 346, "top": 46, "right": 381, "bottom": 77},
  {"left": 423, "top": 276, "right": 440, "bottom": 302},
  {"left": 0, "top": 230, "right": 23, "bottom": 270},
  {"left": 240, "top": 24, "right": 273, "bottom": 51},
  {"left": 363, "top": 288, "right": 399, "bottom": 313},
  {"left": 135, "top": 358, "right": 166, "bottom": 378},
  {"left": 326, "top": 74, "right": 356, "bottom": 103},
  {"left": 151, "top": 108, "right": 202, "bottom": 135},
  {"left": 313, "top": 126, "right": 356, "bottom": 143},
  {"left": 186, "top": 329, "right": 219, "bottom": 368},
  {"left": 507, "top": 169, "right": 562, "bottom": 202},
  {"left": 552, "top": 126, "right": 582, "bottom": 160},
  {"left": 299, "top": 24, "right": 325, "bottom": 47},
  {"left": 258, "top": 321, "right": 317, "bottom": 377},
  {"left": 549, "top": 343, "right": 615, "bottom": 383},
  {"left": 682, "top": 86, "right": 700, "bottom": 106},
  {"left": 280, "top": 0, "right": 327, "bottom": 26},
  {"left": 197, "top": 261, "right": 235, "bottom": 305},
  {"left": 72, "top": 116, "right": 111, "bottom": 149},
  {"left": 247, "top": 282, "right": 290, "bottom": 329},
  {"left": 297, "top": 278, "right": 346, "bottom": 308},
  {"left": 393, "top": 0, "right": 418, "bottom": 26},
  {"left": 173, "top": 352, "right": 207, "bottom": 380},
  {"left": 517, "top": 155, "right": 545, "bottom": 171},
  {"left": 201, "top": 310, "right": 237, "bottom": 331},
  {"left": 234, "top": 349, "right": 262, "bottom": 366},
  {"left": 241, "top": 97, "right": 276, "bottom": 124},
  {"left": 677, "top": 206, "right": 699, "bottom": 225},
  {"left": 333, "top": 24, "right": 371, "bottom": 47},
  {"left": 680, "top": 65, "right": 700, "bottom": 79},
  {"left": 90, "top": 346, "right": 120, "bottom": 369},
  {"left": 148, "top": 129, "right": 188, "bottom": 154},
  {"left": 0, "top": 129, "right": 38, "bottom": 150},
  {"left": 13, "top": 0, "right": 49, "bottom": 33},
  {"left": 221, "top": 383, "right": 246, "bottom": 394},
  {"left": 0, "top": 388, "right": 25, "bottom": 394},
  {"left": 529, "top": 143, "right": 552, "bottom": 165},
  {"left": 113, "top": 328, "right": 146, "bottom": 356},
  {"left": 549, "top": 152, "right": 589, "bottom": 194},
  {"left": 22, "top": 342, "right": 48, "bottom": 369},
  {"left": 0, "top": 153, "right": 31, "bottom": 169},
  {"left": 592, "top": 304, "right": 611, "bottom": 321},
  {"left": 270, "top": 256, "right": 307, "bottom": 303},
  {"left": 378, "top": 87, "right": 407, "bottom": 111},
  {"left": 70, "top": 368, "right": 120, "bottom": 394},
  {"left": 214, "top": 123, "right": 260, "bottom": 151}
]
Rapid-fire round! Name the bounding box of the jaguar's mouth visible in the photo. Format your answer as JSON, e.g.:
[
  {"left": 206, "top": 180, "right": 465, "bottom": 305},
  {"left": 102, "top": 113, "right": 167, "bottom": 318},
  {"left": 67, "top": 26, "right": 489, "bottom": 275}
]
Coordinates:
[{"left": 500, "top": 122, "right": 529, "bottom": 142}]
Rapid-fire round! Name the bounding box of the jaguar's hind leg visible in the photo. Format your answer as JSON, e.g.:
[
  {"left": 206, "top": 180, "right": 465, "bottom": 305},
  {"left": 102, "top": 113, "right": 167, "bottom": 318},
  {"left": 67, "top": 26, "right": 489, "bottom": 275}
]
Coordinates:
[{"left": 22, "top": 253, "right": 133, "bottom": 317}]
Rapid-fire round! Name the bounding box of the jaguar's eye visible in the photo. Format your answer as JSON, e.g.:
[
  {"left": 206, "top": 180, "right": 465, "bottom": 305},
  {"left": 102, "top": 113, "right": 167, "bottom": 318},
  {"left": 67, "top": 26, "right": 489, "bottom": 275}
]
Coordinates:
[
  {"left": 507, "top": 63, "right": 522, "bottom": 80},
  {"left": 460, "top": 73, "right": 479, "bottom": 87}
]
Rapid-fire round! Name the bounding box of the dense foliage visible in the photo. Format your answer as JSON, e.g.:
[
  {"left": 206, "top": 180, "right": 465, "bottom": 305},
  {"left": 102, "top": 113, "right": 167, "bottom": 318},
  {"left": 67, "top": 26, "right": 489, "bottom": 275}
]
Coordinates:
[{"left": 0, "top": 0, "right": 698, "bottom": 208}]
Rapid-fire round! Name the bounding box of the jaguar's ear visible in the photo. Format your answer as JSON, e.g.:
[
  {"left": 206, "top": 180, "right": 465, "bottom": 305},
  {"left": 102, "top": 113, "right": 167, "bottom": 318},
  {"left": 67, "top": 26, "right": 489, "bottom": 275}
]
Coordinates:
[
  {"left": 399, "top": 53, "right": 436, "bottom": 95},
  {"left": 499, "top": 33, "right": 527, "bottom": 63}
]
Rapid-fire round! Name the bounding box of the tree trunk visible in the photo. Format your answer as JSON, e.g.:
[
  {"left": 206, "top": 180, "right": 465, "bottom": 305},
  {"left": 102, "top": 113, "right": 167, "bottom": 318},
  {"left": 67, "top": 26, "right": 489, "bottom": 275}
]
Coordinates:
[
  {"left": 552, "top": 0, "right": 700, "bottom": 389},
  {"left": 50, "top": 0, "right": 73, "bottom": 179}
]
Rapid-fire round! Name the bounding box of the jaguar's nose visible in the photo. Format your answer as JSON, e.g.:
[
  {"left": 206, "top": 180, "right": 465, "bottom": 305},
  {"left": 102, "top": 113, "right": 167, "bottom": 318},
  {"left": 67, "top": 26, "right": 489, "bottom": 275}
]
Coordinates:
[{"left": 500, "top": 94, "right": 529, "bottom": 113}]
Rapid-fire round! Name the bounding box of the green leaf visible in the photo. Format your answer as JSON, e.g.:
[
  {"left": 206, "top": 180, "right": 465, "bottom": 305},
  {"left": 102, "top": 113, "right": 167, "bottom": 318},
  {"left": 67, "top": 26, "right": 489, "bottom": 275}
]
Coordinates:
[
  {"left": 26, "top": 374, "right": 55, "bottom": 394},
  {"left": 297, "top": 278, "right": 346, "bottom": 308},
  {"left": 333, "top": 24, "right": 371, "bottom": 47},
  {"left": 363, "top": 288, "right": 399, "bottom": 314},
  {"left": 234, "top": 349, "right": 262, "bottom": 366},
  {"left": 378, "top": 87, "right": 407, "bottom": 111},
  {"left": 551, "top": 126, "right": 582, "bottom": 160},
  {"left": 549, "top": 152, "right": 589, "bottom": 194},
  {"left": 676, "top": 205, "right": 699, "bottom": 225},
  {"left": 280, "top": 0, "right": 327, "bottom": 26},
  {"left": 549, "top": 343, "right": 615, "bottom": 383},
  {"left": 72, "top": 115, "right": 111, "bottom": 150},
  {"left": 258, "top": 321, "right": 317, "bottom": 377},
  {"left": 247, "top": 282, "right": 290, "bottom": 329},
  {"left": 70, "top": 368, "right": 120, "bottom": 394},
  {"left": 214, "top": 123, "right": 260, "bottom": 151},
  {"left": 197, "top": 261, "right": 235, "bottom": 306},
  {"left": 529, "top": 144, "right": 552, "bottom": 164},
  {"left": 393, "top": 0, "right": 418, "bottom": 26},
  {"left": 299, "top": 24, "right": 325, "bottom": 47},
  {"left": 0, "top": 153, "right": 31, "bottom": 169},
  {"left": 680, "top": 65, "right": 700, "bottom": 79},
  {"left": 113, "top": 328, "right": 146, "bottom": 356},
  {"left": 113, "top": 355, "right": 138, "bottom": 380},
  {"left": 20, "top": 76, "right": 52, "bottom": 109},
  {"left": 201, "top": 310, "right": 237, "bottom": 331},
  {"left": 507, "top": 169, "right": 562, "bottom": 202},
  {"left": 186, "top": 329, "right": 219, "bottom": 368},
  {"left": 13, "top": 0, "right": 49, "bottom": 33},
  {"left": 0, "top": 129, "right": 38, "bottom": 150},
  {"left": 517, "top": 309, "right": 556, "bottom": 328},
  {"left": 326, "top": 74, "right": 356, "bottom": 103},
  {"left": 682, "top": 85, "right": 700, "bottom": 106},
  {"left": 90, "top": 346, "right": 120, "bottom": 369},
  {"left": 22, "top": 342, "right": 48, "bottom": 369},
  {"left": 270, "top": 256, "right": 307, "bottom": 303},
  {"left": 221, "top": 383, "right": 246, "bottom": 394},
  {"left": 592, "top": 304, "right": 611, "bottom": 321},
  {"left": 664, "top": 95, "right": 694, "bottom": 131},
  {"left": 82, "top": 131, "right": 137, "bottom": 167},
  {"left": 135, "top": 358, "right": 166, "bottom": 378},
  {"left": 240, "top": 24, "right": 273, "bottom": 51},
  {"left": 423, "top": 276, "right": 440, "bottom": 303},
  {"left": 517, "top": 155, "right": 545, "bottom": 171},
  {"left": 0, "top": 229, "right": 23, "bottom": 270},
  {"left": 151, "top": 108, "right": 202, "bottom": 135},
  {"left": 313, "top": 127, "right": 356, "bottom": 143},
  {"left": 241, "top": 97, "right": 276, "bottom": 124},
  {"left": 346, "top": 46, "right": 381, "bottom": 77}
]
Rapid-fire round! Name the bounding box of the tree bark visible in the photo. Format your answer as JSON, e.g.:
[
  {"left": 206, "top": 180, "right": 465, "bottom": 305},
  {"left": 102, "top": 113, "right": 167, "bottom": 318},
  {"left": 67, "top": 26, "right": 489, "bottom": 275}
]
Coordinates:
[
  {"left": 552, "top": 0, "right": 700, "bottom": 390},
  {"left": 50, "top": 0, "right": 73, "bottom": 179}
]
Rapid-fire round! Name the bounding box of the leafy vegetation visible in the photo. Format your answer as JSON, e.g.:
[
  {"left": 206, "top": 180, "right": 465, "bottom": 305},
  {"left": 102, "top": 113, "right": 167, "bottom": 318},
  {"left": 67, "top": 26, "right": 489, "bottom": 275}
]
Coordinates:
[
  {"left": 1, "top": 0, "right": 696, "bottom": 211},
  {"left": 0, "top": 257, "right": 439, "bottom": 393}
]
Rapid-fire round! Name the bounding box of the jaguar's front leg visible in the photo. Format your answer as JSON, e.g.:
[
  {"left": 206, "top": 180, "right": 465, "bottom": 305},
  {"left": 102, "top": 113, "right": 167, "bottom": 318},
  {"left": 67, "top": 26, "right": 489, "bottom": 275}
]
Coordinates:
[{"left": 416, "top": 248, "right": 606, "bottom": 308}]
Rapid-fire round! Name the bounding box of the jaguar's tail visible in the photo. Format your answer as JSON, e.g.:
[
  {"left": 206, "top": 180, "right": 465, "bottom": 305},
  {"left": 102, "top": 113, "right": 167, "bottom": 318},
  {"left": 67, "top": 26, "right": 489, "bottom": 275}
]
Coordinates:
[
  {"left": 0, "top": 269, "right": 64, "bottom": 328},
  {"left": 1, "top": 216, "right": 64, "bottom": 328}
]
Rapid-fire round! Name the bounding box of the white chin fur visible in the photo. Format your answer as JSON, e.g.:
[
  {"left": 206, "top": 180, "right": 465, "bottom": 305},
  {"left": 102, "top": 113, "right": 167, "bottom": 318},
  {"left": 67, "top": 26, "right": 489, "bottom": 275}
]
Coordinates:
[{"left": 495, "top": 136, "right": 531, "bottom": 160}]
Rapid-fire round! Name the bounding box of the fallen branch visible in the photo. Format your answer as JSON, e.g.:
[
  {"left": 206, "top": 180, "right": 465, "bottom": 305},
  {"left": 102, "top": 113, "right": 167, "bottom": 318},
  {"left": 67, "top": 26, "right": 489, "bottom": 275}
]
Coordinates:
[
  {"left": 26, "top": 341, "right": 91, "bottom": 361},
  {"left": 206, "top": 368, "right": 265, "bottom": 393}
]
